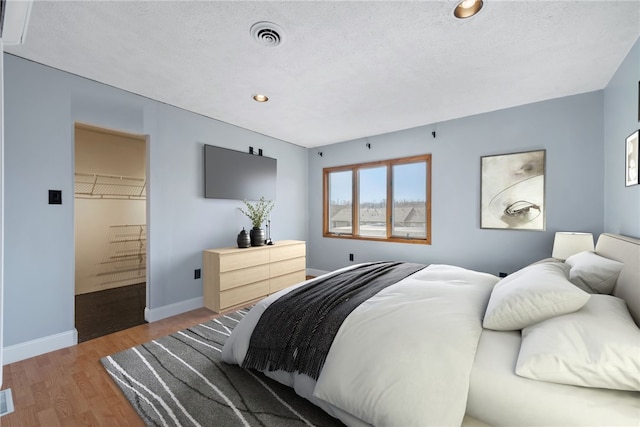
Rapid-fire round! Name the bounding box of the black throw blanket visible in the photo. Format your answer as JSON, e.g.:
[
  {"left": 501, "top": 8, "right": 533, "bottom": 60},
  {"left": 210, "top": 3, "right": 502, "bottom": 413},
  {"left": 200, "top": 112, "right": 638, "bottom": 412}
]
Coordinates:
[{"left": 242, "top": 261, "right": 426, "bottom": 380}]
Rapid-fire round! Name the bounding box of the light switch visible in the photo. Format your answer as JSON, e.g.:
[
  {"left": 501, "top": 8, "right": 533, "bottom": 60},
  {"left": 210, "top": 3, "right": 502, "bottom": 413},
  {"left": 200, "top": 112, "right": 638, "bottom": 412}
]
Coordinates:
[{"left": 49, "top": 190, "right": 62, "bottom": 205}]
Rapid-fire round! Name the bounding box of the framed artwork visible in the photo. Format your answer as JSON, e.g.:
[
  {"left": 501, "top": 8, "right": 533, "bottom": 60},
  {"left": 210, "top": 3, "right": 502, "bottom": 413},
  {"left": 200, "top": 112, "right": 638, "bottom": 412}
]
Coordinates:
[
  {"left": 626, "top": 130, "right": 639, "bottom": 187},
  {"left": 481, "top": 150, "right": 545, "bottom": 230}
]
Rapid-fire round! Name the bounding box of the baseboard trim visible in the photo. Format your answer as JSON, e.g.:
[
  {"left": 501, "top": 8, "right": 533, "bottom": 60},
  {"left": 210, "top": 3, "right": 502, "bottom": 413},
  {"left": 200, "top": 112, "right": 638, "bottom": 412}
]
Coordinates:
[
  {"left": 144, "top": 296, "right": 204, "bottom": 323},
  {"left": 3, "top": 329, "right": 78, "bottom": 365},
  {"left": 306, "top": 268, "right": 330, "bottom": 277}
]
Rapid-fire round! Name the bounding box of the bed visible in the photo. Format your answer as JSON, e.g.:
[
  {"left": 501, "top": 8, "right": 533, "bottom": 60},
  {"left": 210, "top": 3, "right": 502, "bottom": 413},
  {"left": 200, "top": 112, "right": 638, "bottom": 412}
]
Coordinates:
[{"left": 222, "top": 233, "right": 640, "bottom": 426}]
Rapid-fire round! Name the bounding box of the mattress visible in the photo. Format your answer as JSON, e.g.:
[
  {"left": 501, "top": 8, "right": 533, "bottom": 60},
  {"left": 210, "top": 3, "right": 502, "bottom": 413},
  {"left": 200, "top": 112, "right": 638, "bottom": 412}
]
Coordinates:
[
  {"left": 467, "top": 329, "right": 640, "bottom": 426},
  {"left": 224, "top": 258, "right": 640, "bottom": 426}
]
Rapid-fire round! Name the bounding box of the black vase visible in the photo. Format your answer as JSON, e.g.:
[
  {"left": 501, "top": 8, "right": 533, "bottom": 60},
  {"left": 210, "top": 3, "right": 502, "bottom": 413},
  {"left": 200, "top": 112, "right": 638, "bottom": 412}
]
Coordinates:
[
  {"left": 237, "top": 228, "right": 251, "bottom": 248},
  {"left": 250, "top": 227, "right": 266, "bottom": 246}
]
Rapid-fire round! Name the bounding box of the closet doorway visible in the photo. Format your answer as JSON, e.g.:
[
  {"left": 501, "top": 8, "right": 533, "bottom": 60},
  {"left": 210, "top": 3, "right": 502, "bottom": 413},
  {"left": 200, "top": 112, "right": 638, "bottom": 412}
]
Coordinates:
[{"left": 74, "top": 123, "right": 147, "bottom": 342}]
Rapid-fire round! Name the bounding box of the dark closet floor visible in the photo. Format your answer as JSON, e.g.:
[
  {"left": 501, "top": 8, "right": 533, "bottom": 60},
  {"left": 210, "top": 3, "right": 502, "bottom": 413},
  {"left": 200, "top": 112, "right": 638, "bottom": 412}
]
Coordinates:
[{"left": 75, "top": 283, "right": 147, "bottom": 343}]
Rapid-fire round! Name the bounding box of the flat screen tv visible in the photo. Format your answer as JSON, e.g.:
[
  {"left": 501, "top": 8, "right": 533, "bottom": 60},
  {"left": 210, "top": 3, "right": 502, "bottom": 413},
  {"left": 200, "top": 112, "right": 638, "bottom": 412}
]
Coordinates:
[{"left": 204, "top": 144, "right": 277, "bottom": 201}]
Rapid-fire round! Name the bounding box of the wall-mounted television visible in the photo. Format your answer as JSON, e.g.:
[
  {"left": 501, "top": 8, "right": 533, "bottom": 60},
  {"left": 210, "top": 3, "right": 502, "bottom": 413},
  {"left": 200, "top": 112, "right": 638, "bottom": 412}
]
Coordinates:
[{"left": 204, "top": 144, "right": 277, "bottom": 201}]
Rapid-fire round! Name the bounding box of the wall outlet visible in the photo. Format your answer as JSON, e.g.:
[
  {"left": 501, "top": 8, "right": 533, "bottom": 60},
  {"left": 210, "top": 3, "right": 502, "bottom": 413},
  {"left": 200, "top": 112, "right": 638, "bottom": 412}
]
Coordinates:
[
  {"left": 349, "top": 253, "right": 354, "bottom": 261},
  {"left": 194, "top": 269, "right": 201, "bottom": 279}
]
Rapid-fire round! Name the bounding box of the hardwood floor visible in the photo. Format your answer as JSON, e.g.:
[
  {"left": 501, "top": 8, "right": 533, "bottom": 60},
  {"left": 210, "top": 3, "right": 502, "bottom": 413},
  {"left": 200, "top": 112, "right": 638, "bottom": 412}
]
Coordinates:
[
  {"left": 1, "top": 307, "right": 220, "bottom": 426},
  {"left": 75, "top": 283, "right": 147, "bottom": 343}
]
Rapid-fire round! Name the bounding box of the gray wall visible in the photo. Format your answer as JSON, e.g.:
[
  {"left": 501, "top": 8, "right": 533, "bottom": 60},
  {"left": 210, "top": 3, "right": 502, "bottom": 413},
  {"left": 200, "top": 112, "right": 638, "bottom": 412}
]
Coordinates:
[
  {"left": 3, "top": 54, "right": 307, "bottom": 347},
  {"left": 308, "top": 92, "right": 605, "bottom": 276},
  {"left": 5, "top": 56, "right": 75, "bottom": 347},
  {"left": 0, "top": 43, "right": 5, "bottom": 381},
  {"left": 604, "top": 37, "right": 640, "bottom": 237},
  {"left": 144, "top": 104, "right": 308, "bottom": 311}
]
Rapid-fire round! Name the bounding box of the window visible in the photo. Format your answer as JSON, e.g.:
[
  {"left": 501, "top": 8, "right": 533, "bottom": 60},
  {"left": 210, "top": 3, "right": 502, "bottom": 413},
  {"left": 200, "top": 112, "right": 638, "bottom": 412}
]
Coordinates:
[
  {"left": 327, "top": 170, "right": 352, "bottom": 234},
  {"left": 323, "top": 154, "right": 431, "bottom": 244}
]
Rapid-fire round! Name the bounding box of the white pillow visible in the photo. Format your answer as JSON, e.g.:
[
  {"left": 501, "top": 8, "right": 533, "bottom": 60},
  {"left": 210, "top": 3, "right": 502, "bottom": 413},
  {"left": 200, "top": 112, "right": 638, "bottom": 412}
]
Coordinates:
[
  {"left": 528, "top": 257, "right": 566, "bottom": 267},
  {"left": 565, "top": 251, "right": 624, "bottom": 294},
  {"left": 483, "top": 262, "right": 590, "bottom": 331},
  {"left": 516, "top": 295, "right": 640, "bottom": 391}
]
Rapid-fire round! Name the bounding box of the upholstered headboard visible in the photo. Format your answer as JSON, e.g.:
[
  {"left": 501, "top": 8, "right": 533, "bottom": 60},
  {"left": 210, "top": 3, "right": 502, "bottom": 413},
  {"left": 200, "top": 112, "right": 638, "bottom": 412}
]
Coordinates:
[{"left": 595, "top": 233, "right": 640, "bottom": 325}]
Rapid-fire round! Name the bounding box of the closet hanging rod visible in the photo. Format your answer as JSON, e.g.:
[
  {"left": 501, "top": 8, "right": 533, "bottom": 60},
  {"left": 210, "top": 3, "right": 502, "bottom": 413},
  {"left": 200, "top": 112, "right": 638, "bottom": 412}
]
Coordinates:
[{"left": 74, "top": 172, "right": 146, "bottom": 199}]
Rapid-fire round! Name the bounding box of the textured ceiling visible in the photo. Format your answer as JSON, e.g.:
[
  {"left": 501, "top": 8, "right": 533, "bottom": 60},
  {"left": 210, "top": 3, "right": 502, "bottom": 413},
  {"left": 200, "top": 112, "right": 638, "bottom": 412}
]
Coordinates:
[{"left": 5, "top": 1, "right": 640, "bottom": 148}]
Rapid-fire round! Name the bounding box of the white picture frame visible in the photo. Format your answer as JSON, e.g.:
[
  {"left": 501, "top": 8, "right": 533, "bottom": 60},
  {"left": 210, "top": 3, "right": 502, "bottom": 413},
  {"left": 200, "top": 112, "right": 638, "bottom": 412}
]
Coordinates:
[{"left": 625, "top": 130, "right": 639, "bottom": 187}]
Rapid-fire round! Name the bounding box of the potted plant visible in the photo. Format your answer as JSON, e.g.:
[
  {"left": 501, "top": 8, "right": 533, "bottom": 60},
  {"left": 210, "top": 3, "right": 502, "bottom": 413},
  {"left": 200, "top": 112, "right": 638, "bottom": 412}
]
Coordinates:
[{"left": 239, "top": 196, "right": 274, "bottom": 246}]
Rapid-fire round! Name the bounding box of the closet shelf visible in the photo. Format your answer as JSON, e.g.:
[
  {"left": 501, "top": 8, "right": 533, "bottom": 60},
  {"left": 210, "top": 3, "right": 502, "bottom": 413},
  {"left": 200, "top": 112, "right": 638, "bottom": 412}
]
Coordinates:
[
  {"left": 97, "top": 225, "right": 146, "bottom": 287},
  {"left": 106, "top": 253, "right": 146, "bottom": 260},
  {"left": 100, "top": 257, "right": 146, "bottom": 265},
  {"left": 102, "top": 238, "right": 147, "bottom": 244},
  {"left": 75, "top": 172, "right": 146, "bottom": 200},
  {"left": 96, "top": 266, "right": 147, "bottom": 277}
]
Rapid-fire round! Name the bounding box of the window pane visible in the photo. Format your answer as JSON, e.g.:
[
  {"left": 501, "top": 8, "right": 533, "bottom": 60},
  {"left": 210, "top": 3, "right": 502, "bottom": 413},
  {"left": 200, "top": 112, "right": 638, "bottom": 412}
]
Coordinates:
[
  {"left": 328, "top": 170, "right": 352, "bottom": 234},
  {"left": 392, "top": 162, "right": 427, "bottom": 239},
  {"left": 358, "top": 166, "right": 387, "bottom": 237}
]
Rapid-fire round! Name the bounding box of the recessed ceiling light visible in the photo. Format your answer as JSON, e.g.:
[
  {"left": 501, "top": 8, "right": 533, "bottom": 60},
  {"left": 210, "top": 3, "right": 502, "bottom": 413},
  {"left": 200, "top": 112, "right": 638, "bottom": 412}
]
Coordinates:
[
  {"left": 253, "top": 94, "right": 269, "bottom": 102},
  {"left": 454, "top": 0, "right": 483, "bottom": 19}
]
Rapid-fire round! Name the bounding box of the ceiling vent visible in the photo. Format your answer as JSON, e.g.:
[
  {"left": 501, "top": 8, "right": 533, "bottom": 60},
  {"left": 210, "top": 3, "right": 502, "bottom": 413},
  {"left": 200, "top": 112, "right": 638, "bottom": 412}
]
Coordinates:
[{"left": 250, "top": 21, "right": 284, "bottom": 47}]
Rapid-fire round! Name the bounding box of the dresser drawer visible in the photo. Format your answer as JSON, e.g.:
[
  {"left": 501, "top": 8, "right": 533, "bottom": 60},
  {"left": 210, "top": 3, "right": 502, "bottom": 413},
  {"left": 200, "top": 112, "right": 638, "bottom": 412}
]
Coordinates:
[
  {"left": 219, "top": 250, "right": 270, "bottom": 272},
  {"left": 270, "top": 270, "right": 306, "bottom": 294},
  {"left": 219, "top": 264, "right": 270, "bottom": 291},
  {"left": 270, "top": 257, "right": 306, "bottom": 278},
  {"left": 220, "top": 280, "right": 270, "bottom": 310},
  {"left": 270, "top": 243, "right": 305, "bottom": 263}
]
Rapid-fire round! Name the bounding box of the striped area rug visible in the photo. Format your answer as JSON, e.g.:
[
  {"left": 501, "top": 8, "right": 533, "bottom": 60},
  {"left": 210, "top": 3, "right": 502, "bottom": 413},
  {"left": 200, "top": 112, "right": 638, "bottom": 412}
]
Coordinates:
[{"left": 101, "top": 308, "right": 344, "bottom": 426}]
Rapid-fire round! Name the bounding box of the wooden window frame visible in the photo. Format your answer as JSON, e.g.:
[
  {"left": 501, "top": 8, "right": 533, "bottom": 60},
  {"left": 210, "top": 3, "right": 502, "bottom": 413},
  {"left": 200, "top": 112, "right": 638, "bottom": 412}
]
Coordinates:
[{"left": 323, "top": 154, "right": 431, "bottom": 245}]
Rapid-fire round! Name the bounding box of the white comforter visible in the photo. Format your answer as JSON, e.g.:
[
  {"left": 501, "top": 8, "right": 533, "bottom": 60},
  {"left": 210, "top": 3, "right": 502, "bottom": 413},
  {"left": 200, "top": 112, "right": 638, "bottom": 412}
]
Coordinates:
[{"left": 222, "top": 264, "right": 499, "bottom": 426}]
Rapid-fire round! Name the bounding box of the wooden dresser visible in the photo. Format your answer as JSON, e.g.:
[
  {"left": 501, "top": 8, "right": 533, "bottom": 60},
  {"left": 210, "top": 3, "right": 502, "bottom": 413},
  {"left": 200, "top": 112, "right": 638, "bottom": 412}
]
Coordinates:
[{"left": 202, "top": 240, "right": 306, "bottom": 313}]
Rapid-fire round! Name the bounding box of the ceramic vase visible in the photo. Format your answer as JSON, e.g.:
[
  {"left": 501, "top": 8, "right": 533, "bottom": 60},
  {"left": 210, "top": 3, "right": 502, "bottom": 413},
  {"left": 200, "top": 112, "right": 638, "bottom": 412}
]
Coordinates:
[
  {"left": 250, "top": 227, "right": 266, "bottom": 246},
  {"left": 237, "top": 228, "right": 251, "bottom": 248}
]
